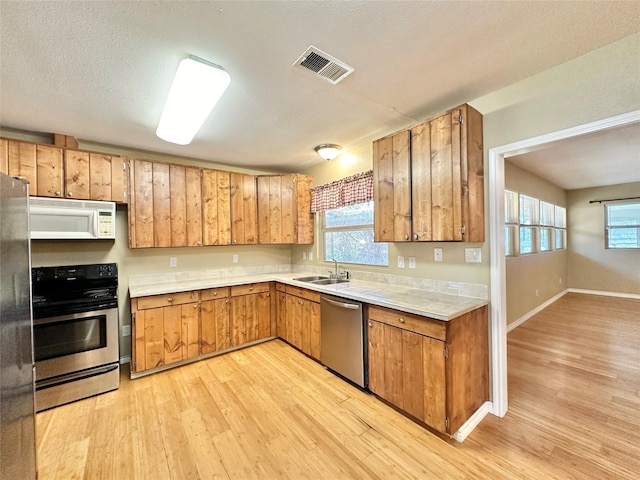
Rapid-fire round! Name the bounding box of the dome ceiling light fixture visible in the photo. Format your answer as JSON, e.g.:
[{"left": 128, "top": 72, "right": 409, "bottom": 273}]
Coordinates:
[{"left": 314, "top": 144, "right": 342, "bottom": 161}]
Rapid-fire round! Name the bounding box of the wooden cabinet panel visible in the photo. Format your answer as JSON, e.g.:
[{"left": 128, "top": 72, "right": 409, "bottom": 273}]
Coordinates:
[
  {"left": 134, "top": 307, "right": 164, "bottom": 372},
  {"left": 402, "top": 330, "right": 425, "bottom": 421},
  {"left": 368, "top": 305, "right": 446, "bottom": 340},
  {"left": 89, "top": 153, "right": 114, "bottom": 201},
  {"left": 423, "top": 335, "right": 446, "bottom": 432},
  {"left": 0, "top": 139, "right": 7, "bottom": 174},
  {"left": 64, "top": 150, "right": 90, "bottom": 200},
  {"left": 230, "top": 172, "right": 257, "bottom": 245},
  {"left": 230, "top": 291, "right": 271, "bottom": 346},
  {"left": 110, "top": 155, "right": 128, "bottom": 203},
  {"left": 284, "top": 285, "right": 320, "bottom": 303},
  {"left": 169, "top": 164, "right": 203, "bottom": 247},
  {"left": 202, "top": 169, "right": 231, "bottom": 246},
  {"left": 136, "top": 291, "right": 198, "bottom": 310},
  {"left": 384, "top": 324, "right": 404, "bottom": 408},
  {"left": 181, "top": 302, "right": 200, "bottom": 360},
  {"left": 367, "top": 320, "right": 385, "bottom": 398},
  {"left": 295, "top": 174, "right": 314, "bottom": 245},
  {"left": 36, "top": 145, "right": 64, "bottom": 197},
  {"left": 129, "top": 159, "right": 154, "bottom": 248},
  {"left": 185, "top": 166, "right": 203, "bottom": 247},
  {"left": 373, "top": 131, "right": 411, "bottom": 242},
  {"left": 231, "top": 282, "right": 270, "bottom": 296},
  {"left": 8, "top": 140, "right": 38, "bottom": 191},
  {"left": 201, "top": 287, "right": 229, "bottom": 301},
  {"left": 307, "top": 299, "right": 321, "bottom": 360},
  {"left": 152, "top": 162, "right": 171, "bottom": 247},
  {"left": 285, "top": 289, "right": 320, "bottom": 360},
  {"left": 276, "top": 289, "right": 287, "bottom": 339},
  {"left": 163, "top": 304, "right": 184, "bottom": 365},
  {"left": 201, "top": 297, "right": 231, "bottom": 355}
]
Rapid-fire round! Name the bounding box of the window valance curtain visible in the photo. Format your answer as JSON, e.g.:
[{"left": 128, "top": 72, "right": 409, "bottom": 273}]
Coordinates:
[{"left": 310, "top": 170, "right": 373, "bottom": 213}]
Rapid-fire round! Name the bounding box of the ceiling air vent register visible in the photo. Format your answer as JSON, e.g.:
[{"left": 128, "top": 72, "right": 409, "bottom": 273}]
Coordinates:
[{"left": 293, "top": 46, "right": 354, "bottom": 85}]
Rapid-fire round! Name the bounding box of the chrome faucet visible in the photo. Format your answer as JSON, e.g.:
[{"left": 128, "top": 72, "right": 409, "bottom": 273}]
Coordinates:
[{"left": 331, "top": 259, "right": 338, "bottom": 279}]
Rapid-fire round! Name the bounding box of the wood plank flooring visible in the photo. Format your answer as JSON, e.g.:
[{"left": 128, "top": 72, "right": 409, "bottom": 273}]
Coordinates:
[{"left": 36, "top": 293, "right": 640, "bottom": 479}]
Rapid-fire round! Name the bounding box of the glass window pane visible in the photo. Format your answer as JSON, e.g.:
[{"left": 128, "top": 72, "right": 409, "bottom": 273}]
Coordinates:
[
  {"left": 504, "top": 190, "right": 518, "bottom": 224},
  {"left": 555, "top": 229, "right": 566, "bottom": 250},
  {"left": 519, "top": 227, "right": 536, "bottom": 254},
  {"left": 505, "top": 225, "right": 516, "bottom": 256},
  {"left": 606, "top": 203, "right": 640, "bottom": 227},
  {"left": 555, "top": 206, "right": 566, "bottom": 228},
  {"left": 540, "top": 227, "right": 553, "bottom": 251},
  {"left": 324, "top": 201, "right": 374, "bottom": 228},
  {"left": 519, "top": 195, "right": 539, "bottom": 225},
  {"left": 540, "top": 201, "right": 555, "bottom": 226},
  {"left": 324, "top": 229, "right": 388, "bottom": 265},
  {"left": 607, "top": 227, "right": 640, "bottom": 249}
]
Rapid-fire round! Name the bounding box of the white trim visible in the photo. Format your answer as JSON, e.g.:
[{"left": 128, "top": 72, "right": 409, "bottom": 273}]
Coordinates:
[
  {"left": 568, "top": 288, "right": 640, "bottom": 300},
  {"left": 488, "top": 109, "right": 640, "bottom": 419},
  {"left": 506, "top": 290, "right": 568, "bottom": 333},
  {"left": 119, "top": 355, "right": 131, "bottom": 365},
  {"left": 452, "top": 401, "right": 493, "bottom": 442}
]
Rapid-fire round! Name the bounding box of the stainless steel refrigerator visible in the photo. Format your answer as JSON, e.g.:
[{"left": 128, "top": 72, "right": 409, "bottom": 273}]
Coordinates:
[{"left": 0, "top": 172, "right": 37, "bottom": 479}]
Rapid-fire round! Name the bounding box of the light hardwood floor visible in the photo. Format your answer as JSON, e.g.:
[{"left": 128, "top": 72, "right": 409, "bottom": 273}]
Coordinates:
[{"left": 36, "top": 293, "right": 640, "bottom": 479}]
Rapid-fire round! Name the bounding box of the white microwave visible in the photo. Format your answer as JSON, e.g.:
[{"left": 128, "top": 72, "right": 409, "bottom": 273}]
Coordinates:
[{"left": 29, "top": 197, "right": 116, "bottom": 240}]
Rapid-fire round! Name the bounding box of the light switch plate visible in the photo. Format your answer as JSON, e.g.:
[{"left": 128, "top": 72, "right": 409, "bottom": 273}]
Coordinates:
[
  {"left": 397, "top": 256, "right": 405, "bottom": 268},
  {"left": 434, "top": 248, "right": 443, "bottom": 262},
  {"left": 465, "top": 247, "right": 482, "bottom": 263},
  {"left": 232, "top": 254, "right": 239, "bottom": 263},
  {"left": 309, "top": 251, "right": 313, "bottom": 261},
  {"left": 408, "top": 257, "right": 416, "bottom": 269},
  {"left": 122, "top": 325, "right": 131, "bottom": 337}
]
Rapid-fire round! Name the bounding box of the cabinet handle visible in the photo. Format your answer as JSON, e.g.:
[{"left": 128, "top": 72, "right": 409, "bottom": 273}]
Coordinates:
[
  {"left": 399, "top": 317, "right": 405, "bottom": 323},
  {"left": 67, "top": 192, "right": 73, "bottom": 197},
  {"left": 213, "top": 291, "right": 218, "bottom": 296},
  {"left": 225, "top": 299, "right": 230, "bottom": 304},
  {"left": 233, "top": 239, "right": 237, "bottom": 244},
  {"left": 249, "top": 286, "right": 253, "bottom": 291},
  {"left": 55, "top": 191, "right": 61, "bottom": 196},
  {"left": 266, "top": 293, "right": 270, "bottom": 297},
  {"left": 167, "top": 297, "right": 174, "bottom": 303},
  {"left": 193, "top": 303, "right": 198, "bottom": 309},
  {"left": 404, "top": 234, "right": 409, "bottom": 240},
  {"left": 197, "top": 241, "right": 201, "bottom": 246},
  {"left": 368, "top": 322, "right": 372, "bottom": 327},
  {"left": 413, "top": 234, "right": 418, "bottom": 240}
]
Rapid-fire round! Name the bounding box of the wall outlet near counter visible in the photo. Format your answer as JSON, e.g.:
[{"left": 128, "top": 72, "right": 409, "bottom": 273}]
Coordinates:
[
  {"left": 232, "top": 254, "right": 239, "bottom": 263},
  {"left": 122, "top": 325, "right": 131, "bottom": 337},
  {"left": 303, "top": 252, "right": 307, "bottom": 260},
  {"left": 309, "top": 251, "right": 313, "bottom": 261},
  {"left": 169, "top": 257, "right": 177, "bottom": 267},
  {"left": 397, "top": 256, "right": 405, "bottom": 268},
  {"left": 465, "top": 247, "right": 482, "bottom": 263},
  {"left": 434, "top": 248, "right": 443, "bottom": 262},
  {"left": 408, "top": 257, "right": 416, "bottom": 269}
]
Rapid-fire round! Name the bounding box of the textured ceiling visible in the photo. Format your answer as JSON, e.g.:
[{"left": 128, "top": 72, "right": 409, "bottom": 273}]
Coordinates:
[{"left": 1, "top": 1, "right": 639, "bottom": 173}]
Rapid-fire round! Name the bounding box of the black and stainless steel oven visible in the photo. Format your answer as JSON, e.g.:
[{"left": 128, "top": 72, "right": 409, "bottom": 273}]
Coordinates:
[{"left": 31, "top": 263, "right": 120, "bottom": 411}]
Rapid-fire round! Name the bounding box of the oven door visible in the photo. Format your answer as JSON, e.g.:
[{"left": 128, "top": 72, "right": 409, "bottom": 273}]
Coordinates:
[{"left": 33, "top": 308, "right": 119, "bottom": 382}]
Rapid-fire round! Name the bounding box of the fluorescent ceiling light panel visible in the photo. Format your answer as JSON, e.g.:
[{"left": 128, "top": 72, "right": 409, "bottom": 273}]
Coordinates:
[{"left": 156, "top": 56, "right": 231, "bottom": 145}]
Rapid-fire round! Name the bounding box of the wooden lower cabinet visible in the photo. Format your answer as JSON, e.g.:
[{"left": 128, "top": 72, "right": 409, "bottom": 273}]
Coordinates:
[
  {"left": 200, "top": 287, "right": 231, "bottom": 355},
  {"left": 275, "top": 283, "right": 287, "bottom": 338},
  {"left": 367, "top": 305, "right": 488, "bottom": 435},
  {"left": 132, "top": 291, "right": 200, "bottom": 373},
  {"left": 283, "top": 286, "right": 321, "bottom": 361},
  {"left": 230, "top": 283, "right": 272, "bottom": 346}
]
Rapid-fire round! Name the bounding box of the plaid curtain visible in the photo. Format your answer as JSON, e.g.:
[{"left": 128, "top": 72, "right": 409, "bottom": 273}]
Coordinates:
[{"left": 310, "top": 170, "right": 373, "bottom": 213}]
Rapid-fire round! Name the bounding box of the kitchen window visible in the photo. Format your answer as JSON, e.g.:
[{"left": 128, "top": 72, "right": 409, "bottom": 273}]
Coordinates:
[
  {"left": 605, "top": 202, "right": 640, "bottom": 249},
  {"left": 322, "top": 201, "right": 388, "bottom": 266}
]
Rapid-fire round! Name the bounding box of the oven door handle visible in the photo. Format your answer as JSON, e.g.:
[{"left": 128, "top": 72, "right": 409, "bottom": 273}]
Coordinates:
[
  {"left": 32, "top": 308, "right": 115, "bottom": 326},
  {"left": 35, "top": 363, "right": 119, "bottom": 390}
]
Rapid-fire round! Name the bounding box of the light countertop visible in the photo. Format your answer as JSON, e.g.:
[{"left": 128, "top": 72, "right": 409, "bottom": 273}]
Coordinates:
[{"left": 129, "top": 272, "right": 487, "bottom": 321}]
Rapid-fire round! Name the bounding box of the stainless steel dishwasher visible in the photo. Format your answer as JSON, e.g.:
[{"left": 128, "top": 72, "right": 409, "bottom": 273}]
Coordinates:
[{"left": 320, "top": 294, "right": 367, "bottom": 388}]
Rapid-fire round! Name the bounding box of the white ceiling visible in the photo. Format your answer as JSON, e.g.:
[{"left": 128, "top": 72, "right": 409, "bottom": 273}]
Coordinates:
[
  {"left": 1, "top": 1, "right": 639, "bottom": 174},
  {"left": 507, "top": 122, "right": 640, "bottom": 190}
]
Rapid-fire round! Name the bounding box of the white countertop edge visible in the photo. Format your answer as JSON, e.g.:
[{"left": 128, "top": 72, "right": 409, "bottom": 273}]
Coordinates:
[{"left": 128, "top": 272, "right": 488, "bottom": 322}]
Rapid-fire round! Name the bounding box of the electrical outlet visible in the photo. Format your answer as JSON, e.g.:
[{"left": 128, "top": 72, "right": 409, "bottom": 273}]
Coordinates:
[
  {"left": 408, "top": 257, "right": 416, "bottom": 269},
  {"left": 465, "top": 247, "right": 482, "bottom": 263},
  {"left": 232, "top": 254, "right": 239, "bottom": 263},
  {"left": 397, "top": 256, "right": 405, "bottom": 268},
  {"left": 303, "top": 252, "right": 307, "bottom": 260},
  {"left": 434, "top": 248, "right": 443, "bottom": 262},
  {"left": 122, "top": 325, "right": 131, "bottom": 337},
  {"left": 309, "top": 251, "right": 313, "bottom": 261},
  {"left": 169, "top": 257, "right": 177, "bottom": 267},
  {"left": 535, "top": 289, "right": 539, "bottom": 297}
]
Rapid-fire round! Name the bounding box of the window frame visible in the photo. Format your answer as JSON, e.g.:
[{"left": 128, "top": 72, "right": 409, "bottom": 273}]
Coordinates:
[{"left": 605, "top": 201, "right": 640, "bottom": 249}]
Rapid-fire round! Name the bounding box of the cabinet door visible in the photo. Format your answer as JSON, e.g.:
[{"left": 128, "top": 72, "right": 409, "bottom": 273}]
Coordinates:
[
  {"left": 129, "top": 159, "right": 154, "bottom": 248},
  {"left": 202, "top": 169, "right": 231, "bottom": 246},
  {"left": 181, "top": 302, "right": 200, "bottom": 361},
  {"left": 201, "top": 298, "right": 231, "bottom": 354},
  {"left": 169, "top": 164, "right": 203, "bottom": 247},
  {"left": 256, "top": 291, "right": 272, "bottom": 341},
  {"left": 373, "top": 131, "right": 411, "bottom": 242},
  {"left": 110, "top": 155, "right": 128, "bottom": 203},
  {"left": 402, "top": 330, "right": 425, "bottom": 420},
  {"left": 294, "top": 174, "right": 314, "bottom": 245},
  {"left": 89, "top": 153, "right": 116, "bottom": 201},
  {"left": 133, "top": 307, "right": 165, "bottom": 372},
  {"left": 285, "top": 294, "right": 301, "bottom": 349},
  {"left": 7, "top": 140, "right": 45, "bottom": 193},
  {"left": 0, "top": 139, "right": 7, "bottom": 174},
  {"left": 409, "top": 122, "right": 432, "bottom": 241},
  {"left": 257, "top": 175, "right": 281, "bottom": 244},
  {"left": 422, "top": 336, "right": 447, "bottom": 432},
  {"left": 368, "top": 320, "right": 386, "bottom": 398},
  {"left": 64, "top": 150, "right": 90, "bottom": 200},
  {"left": 305, "top": 299, "right": 321, "bottom": 361},
  {"left": 276, "top": 290, "right": 287, "bottom": 338},
  {"left": 36, "top": 145, "right": 64, "bottom": 197},
  {"left": 230, "top": 172, "right": 257, "bottom": 245}
]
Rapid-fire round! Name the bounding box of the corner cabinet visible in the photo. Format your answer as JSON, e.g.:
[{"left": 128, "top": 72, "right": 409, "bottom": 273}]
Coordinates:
[
  {"left": 367, "top": 304, "right": 488, "bottom": 435},
  {"left": 373, "top": 103, "right": 484, "bottom": 242},
  {"left": 256, "top": 174, "right": 314, "bottom": 245}
]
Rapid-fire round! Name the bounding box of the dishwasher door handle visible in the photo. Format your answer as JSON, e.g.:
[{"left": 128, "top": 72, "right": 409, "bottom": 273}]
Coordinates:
[{"left": 322, "top": 296, "right": 360, "bottom": 310}]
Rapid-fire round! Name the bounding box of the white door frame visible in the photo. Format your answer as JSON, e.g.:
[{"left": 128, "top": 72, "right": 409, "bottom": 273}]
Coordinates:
[{"left": 488, "top": 109, "right": 640, "bottom": 418}]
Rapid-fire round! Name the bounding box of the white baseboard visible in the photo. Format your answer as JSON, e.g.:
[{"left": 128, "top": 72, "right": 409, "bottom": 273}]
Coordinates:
[
  {"left": 452, "top": 401, "right": 492, "bottom": 442},
  {"left": 119, "top": 355, "right": 131, "bottom": 365},
  {"left": 568, "top": 288, "right": 640, "bottom": 300},
  {"left": 506, "top": 289, "right": 568, "bottom": 333}
]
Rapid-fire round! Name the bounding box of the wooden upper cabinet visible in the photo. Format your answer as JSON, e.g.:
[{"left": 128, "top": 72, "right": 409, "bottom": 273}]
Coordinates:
[
  {"left": 1, "top": 138, "right": 128, "bottom": 202},
  {"left": 230, "top": 172, "right": 257, "bottom": 245},
  {"left": 373, "top": 130, "right": 411, "bottom": 242},
  {"left": 257, "top": 173, "right": 314, "bottom": 245},
  {"left": 373, "top": 103, "right": 484, "bottom": 243},
  {"left": 0, "top": 139, "right": 8, "bottom": 175},
  {"left": 202, "top": 168, "right": 231, "bottom": 246},
  {"left": 129, "top": 159, "right": 203, "bottom": 248}
]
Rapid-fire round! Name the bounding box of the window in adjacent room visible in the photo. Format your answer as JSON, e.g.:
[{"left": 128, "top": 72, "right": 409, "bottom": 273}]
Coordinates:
[
  {"left": 323, "top": 201, "right": 388, "bottom": 265},
  {"left": 504, "top": 190, "right": 518, "bottom": 256},
  {"left": 519, "top": 194, "right": 539, "bottom": 254},
  {"left": 605, "top": 202, "right": 640, "bottom": 249},
  {"left": 554, "top": 205, "right": 567, "bottom": 250}
]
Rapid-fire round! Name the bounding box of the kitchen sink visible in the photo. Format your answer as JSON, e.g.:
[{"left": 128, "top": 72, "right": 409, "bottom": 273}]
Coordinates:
[
  {"left": 293, "top": 275, "right": 329, "bottom": 282},
  {"left": 310, "top": 278, "right": 349, "bottom": 285}
]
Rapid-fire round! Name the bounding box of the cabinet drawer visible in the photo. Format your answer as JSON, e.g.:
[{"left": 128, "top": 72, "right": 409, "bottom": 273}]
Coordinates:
[
  {"left": 276, "top": 282, "right": 286, "bottom": 293},
  {"left": 136, "top": 291, "right": 198, "bottom": 310},
  {"left": 368, "top": 305, "right": 446, "bottom": 341},
  {"left": 231, "top": 282, "right": 271, "bottom": 296},
  {"left": 285, "top": 285, "right": 320, "bottom": 303},
  {"left": 201, "top": 287, "right": 230, "bottom": 301}
]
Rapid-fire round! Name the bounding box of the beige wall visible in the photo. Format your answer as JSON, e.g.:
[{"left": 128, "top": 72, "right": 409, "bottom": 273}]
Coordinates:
[
  {"left": 567, "top": 182, "right": 640, "bottom": 294},
  {"left": 504, "top": 161, "right": 568, "bottom": 324}
]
